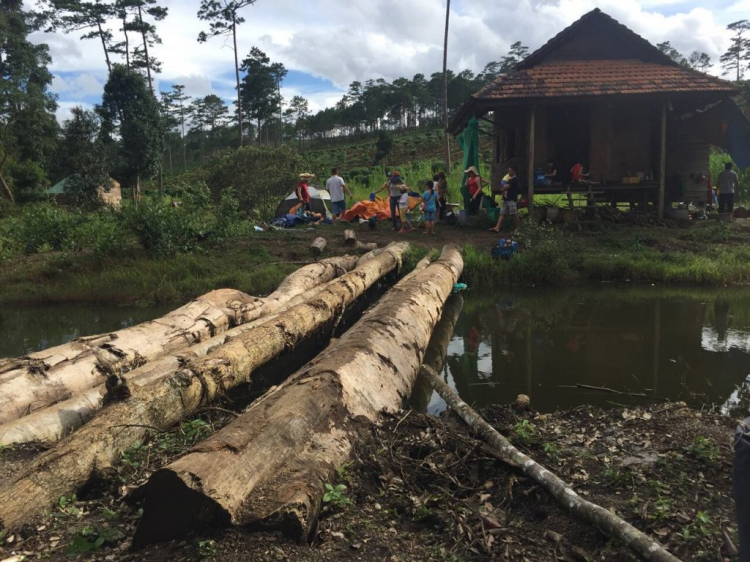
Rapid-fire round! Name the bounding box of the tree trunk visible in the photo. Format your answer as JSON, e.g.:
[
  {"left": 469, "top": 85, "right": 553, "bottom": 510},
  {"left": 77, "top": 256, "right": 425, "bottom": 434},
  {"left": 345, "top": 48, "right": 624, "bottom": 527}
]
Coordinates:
[
  {"left": 131, "top": 248, "right": 461, "bottom": 546},
  {"left": 355, "top": 241, "right": 377, "bottom": 251},
  {"left": 98, "top": 20, "right": 112, "bottom": 73},
  {"left": 0, "top": 258, "right": 360, "bottom": 446},
  {"left": 232, "top": 21, "right": 243, "bottom": 147},
  {"left": 122, "top": 15, "right": 130, "bottom": 70},
  {"left": 0, "top": 169, "right": 13, "bottom": 203},
  {"left": 0, "top": 245, "right": 408, "bottom": 532},
  {"left": 310, "top": 237, "right": 327, "bottom": 257},
  {"left": 442, "top": 0, "right": 451, "bottom": 174},
  {"left": 420, "top": 364, "right": 681, "bottom": 562},
  {"left": 343, "top": 229, "right": 356, "bottom": 246},
  {"left": 137, "top": 6, "right": 153, "bottom": 94},
  {"left": 0, "top": 257, "right": 358, "bottom": 426},
  {"left": 410, "top": 294, "right": 463, "bottom": 412}
]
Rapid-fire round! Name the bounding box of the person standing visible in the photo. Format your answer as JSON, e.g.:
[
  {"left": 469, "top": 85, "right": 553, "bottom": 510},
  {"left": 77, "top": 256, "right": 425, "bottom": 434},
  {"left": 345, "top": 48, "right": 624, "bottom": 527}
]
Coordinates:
[
  {"left": 464, "top": 166, "right": 488, "bottom": 215},
  {"left": 718, "top": 162, "right": 739, "bottom": 214},
  {"left": 422, "top": 180, "right": 438, "bottom": 235},
  {"left": 435, "top": 172, "right": 448, "bottom": 221},
  {"left": 296, "top": 173, "right": 313, "bottom": 212},
  {"left": 397, "top": 189, "right": 413, "bottom": 233},
  {"left": 377, "top": 170, "right": 407, "bottom": 230},
  {"left": 489, "top": 166, "right": 521, "bottom": 232},
  {"left": 326, "top": 167, "right": 353, "bottom": 223}
]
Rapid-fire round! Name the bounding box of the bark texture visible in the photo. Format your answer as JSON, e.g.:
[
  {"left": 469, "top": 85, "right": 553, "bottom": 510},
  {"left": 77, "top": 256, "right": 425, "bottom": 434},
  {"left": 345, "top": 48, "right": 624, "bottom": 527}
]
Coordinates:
[
  {"left": 0, "top": 268, "right": 353, "bottom": 446},
  {"left": 0, "top": 257, "right": 357, "bottom": 426},
  {"left": 132, "top": 247, "right": 462, "bottom": 547},
  {"left": 0, "top": 245, "right": 407, "bottom": 532},
  {"left": 310, "top": 237, "right": 327, "bottom": 257},
  {"left": 343, "top": 229, "right": 356, "bottom": 246},
  {"left": 421, "top": 364, "right": 681, "bottom": 562}
]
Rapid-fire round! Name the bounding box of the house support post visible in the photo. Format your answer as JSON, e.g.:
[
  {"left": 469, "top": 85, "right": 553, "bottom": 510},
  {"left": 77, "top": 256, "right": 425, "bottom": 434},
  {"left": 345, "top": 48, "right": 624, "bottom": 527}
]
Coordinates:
[
  {"left": 527, "top": 107, "right": 536, "bottom": 216},
  {"left": 658, "top": 101, "right": 667, "bottom": 219}
]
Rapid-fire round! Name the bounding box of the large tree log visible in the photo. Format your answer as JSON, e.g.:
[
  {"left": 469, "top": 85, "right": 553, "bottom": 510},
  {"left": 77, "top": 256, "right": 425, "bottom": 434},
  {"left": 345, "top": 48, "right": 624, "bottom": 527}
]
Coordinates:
[
  {"left": 420, "top": 364, "right": 681, "bottom": 562},
  {"left": 0, "top": 256, "right": 358, "bottom": 425},
  {"left": 409, "top": 294, "right": 464, "bottom": 412},
  {"left": 132, "top": 246, "right": 462, "bottom": 547},
  {"left": 0, "top": 244, "right": 409, "bottom": 531},
  {"left": 0, "top": 269, "right": 358, "bottom": 446}
]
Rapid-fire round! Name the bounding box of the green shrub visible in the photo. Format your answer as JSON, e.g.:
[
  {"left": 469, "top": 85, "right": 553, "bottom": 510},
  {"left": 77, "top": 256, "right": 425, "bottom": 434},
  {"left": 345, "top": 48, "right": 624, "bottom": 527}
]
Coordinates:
[
  {"left": 15, "top": 203, "right": 74, "bottom": 254},
  {"left": 122, "top": 199, "right": 208, "bottom": 256},
  {"left": 74, "top": 210, "right": 128, "bottom": 257}
]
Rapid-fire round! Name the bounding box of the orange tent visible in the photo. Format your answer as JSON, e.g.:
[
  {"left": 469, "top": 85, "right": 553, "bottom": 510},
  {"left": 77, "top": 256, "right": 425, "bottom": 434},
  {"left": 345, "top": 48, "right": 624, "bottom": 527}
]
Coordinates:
[{"left": 341, "top": 195, "right": 421, "bottom": 222}]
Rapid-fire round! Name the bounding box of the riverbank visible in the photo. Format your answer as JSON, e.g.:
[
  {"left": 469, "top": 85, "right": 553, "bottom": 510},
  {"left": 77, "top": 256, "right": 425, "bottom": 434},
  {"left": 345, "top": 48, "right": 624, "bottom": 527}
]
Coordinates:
[
  {"left": 0, "top": 400, "right": 737, "bottom": 561},
  {"left": 2, "top": 219, "right": 750, "bottom": 305}
]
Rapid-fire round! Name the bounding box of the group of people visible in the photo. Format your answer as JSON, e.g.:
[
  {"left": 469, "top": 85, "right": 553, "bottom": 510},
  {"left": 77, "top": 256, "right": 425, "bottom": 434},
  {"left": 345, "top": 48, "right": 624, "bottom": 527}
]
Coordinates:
[
  {"left": 295, "top": 168, "right": 354, "bottom": 224},
  {"left": 375, "top": 170, "right": 448, "bottom": 235},
  {"left": 464, "top": 165, "right": 521, "bottom": 232}
]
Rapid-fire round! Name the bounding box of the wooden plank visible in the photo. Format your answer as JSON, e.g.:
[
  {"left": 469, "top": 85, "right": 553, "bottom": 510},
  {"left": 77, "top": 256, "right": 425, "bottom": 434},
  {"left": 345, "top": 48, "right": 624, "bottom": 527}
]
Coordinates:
[
  {"left": 658, "top": 102, "right": 667, "bottom": 219},
  {"left": 527, "top": 107, "right": 536, "bottom": 215}
]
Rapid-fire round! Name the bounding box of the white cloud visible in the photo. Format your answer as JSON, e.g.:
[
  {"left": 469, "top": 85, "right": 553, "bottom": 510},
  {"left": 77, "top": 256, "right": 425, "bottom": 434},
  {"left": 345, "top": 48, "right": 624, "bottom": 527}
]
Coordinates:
[
  {"left": 29, "top": 0, "right": 738, "bottom": 116},
  {"left": 55, "top": 101, "right": 95, "bottom": 124}
]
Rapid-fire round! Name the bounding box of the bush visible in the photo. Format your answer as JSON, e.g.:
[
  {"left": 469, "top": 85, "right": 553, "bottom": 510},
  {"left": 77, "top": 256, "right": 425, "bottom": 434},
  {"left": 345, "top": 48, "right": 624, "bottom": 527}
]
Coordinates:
[
  {"left": 122, "top": 199, "right": 209, "bottom": 256},
  {"left": 203, "top": 145, "right": 304, "bottom": 219},
  {"left": 14, "top": 203, "right": 75, "bottom": 254},
  {"left": 74, "top": 210, "right": 128, "bottom": 257}
]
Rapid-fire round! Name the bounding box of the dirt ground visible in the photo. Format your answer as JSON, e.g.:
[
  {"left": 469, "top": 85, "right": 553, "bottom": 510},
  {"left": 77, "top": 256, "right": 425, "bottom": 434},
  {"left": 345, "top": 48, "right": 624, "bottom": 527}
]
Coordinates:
[{"left": 0, "top": 400, "right": 738, "bottom": 562}]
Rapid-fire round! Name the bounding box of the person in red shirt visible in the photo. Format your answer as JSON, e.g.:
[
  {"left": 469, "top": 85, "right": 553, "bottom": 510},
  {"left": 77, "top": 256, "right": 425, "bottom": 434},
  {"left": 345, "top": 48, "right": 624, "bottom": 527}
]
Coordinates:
[
  {"left": 464, "top": 166, "right": 488, "bottom": 215},
  {"left": 296, "top": 172, "right": 314, "bottom": 211}
]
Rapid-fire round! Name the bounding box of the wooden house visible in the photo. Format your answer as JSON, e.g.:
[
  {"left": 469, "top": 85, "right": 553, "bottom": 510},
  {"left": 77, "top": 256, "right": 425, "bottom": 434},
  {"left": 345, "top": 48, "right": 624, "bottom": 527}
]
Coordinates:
[{"left": 448, "top": 9, "right": 749, "bottom": 217}]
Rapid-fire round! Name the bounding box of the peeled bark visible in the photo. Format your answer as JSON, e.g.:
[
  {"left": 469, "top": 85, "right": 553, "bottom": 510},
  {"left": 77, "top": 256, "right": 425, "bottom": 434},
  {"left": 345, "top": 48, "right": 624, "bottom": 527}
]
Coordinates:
[
  {"left": 410, "top": 294, "right": 464, "bottom": 412},
  {"left": 421, "top": 364, "right": 681, "bottom": 562},
  {"left": 0, "top": 271, "right": 354, "bottom": 446},
  {"left": 0, "top": 244, "right": 408, "bottom": 532},
  {"left": 310, "top": 237, "right": 327, "bottom": 257},
  {"left": 0, "top": 257, "right": 357, "bottom": 425},
  {"left": 132, "top": 246, "right": 462, "bottom": 546}
]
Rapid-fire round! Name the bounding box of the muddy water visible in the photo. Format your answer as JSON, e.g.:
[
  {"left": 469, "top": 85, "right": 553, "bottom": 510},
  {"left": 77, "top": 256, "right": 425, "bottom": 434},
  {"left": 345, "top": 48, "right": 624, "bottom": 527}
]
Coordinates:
[
  {"left": 0, "top": 303, "right": 174, "bottom": 358},
  {"left": 420, "top": 287, "right": 750, "bottom": 415}
]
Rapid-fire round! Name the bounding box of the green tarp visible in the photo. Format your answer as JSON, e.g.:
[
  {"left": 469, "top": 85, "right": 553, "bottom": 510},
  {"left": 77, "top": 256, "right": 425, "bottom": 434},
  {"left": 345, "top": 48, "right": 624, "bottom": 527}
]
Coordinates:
[{"left": 457, "top": 117, "right": 479, "bottom": 210}]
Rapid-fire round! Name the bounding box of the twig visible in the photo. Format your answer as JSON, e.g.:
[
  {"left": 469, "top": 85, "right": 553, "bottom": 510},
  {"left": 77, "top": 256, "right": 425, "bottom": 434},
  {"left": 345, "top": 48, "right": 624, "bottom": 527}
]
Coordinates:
[
  {"left": 394, "top": 410, "right": 412, "bottom": 433},
  {"left": 192, "top": 406, "right": 239, "bottom": 418},
  {"left": 567, "top": 383, "right": 649, "bottom": 398}
]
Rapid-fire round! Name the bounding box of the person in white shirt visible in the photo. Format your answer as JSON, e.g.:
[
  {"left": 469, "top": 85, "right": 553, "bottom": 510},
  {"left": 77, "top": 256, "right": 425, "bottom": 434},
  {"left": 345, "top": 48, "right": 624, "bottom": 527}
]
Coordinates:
[
  {"left": 718, "top": 162, "right": 739, "bottom": 214},
  {"left": 326, "top": 167, "right": 353, "bottom": 223}
]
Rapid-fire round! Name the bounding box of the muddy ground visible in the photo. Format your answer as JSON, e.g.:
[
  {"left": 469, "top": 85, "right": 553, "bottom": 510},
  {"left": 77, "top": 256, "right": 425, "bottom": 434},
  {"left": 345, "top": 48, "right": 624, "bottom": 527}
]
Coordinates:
[{"left": 0, "top": 399, "right": 739, "bottom": 562}]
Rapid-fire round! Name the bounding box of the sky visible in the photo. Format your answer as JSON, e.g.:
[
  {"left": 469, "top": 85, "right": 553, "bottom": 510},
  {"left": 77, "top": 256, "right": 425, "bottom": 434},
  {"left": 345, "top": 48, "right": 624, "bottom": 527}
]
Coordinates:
[{"left": 28, "top": 0, "right": 748, "bottom": 123}]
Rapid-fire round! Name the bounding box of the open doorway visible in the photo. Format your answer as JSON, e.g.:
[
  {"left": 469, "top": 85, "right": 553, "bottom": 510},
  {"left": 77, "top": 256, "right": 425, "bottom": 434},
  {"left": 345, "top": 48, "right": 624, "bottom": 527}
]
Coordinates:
[{"left": 547, "top": 105, "right": 590, "bottom": 184}]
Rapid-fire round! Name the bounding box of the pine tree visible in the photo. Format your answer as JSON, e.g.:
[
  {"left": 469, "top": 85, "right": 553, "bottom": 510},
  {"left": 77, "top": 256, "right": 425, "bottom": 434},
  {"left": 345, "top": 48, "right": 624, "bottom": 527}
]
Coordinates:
[{"left": 721, "top": 20, "right": 750, "bottom": 81}]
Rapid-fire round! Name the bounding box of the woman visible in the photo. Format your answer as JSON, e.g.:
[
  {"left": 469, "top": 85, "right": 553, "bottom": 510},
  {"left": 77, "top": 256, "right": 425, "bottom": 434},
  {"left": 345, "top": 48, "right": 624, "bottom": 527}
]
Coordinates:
[
  {"left": 376, "top": 170, "right": 407, "bottom": 231},
  {"left": 435, "top": 172, "right": 448, "bottom": 221},
  {"left": 464, "top": 166, "right": 488, "bottom": 215}
]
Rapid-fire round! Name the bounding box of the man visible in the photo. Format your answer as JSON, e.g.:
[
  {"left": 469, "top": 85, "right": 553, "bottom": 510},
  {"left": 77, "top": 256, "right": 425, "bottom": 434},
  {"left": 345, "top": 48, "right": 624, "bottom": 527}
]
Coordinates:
[
  {"left": 296, "top": 173, "right": 313, "bottom": 212},
  {"left": 718, "top": 162, "right": 739, "bottom": 214},
  {"left": 326, "top": 167, "right": 353, "bottom": 223},
  {"left": 489, "top": 166, "right": 521, "bottom": 232},
  {"left": 377, "top": 170, "right": 407, "bottom": 230}
]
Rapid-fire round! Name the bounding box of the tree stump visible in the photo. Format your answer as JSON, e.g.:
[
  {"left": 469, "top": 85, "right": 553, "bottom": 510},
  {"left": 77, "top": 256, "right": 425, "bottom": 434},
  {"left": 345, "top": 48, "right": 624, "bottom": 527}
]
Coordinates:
[
  {"left": 343, "top": 229, "right": 356, "bottom": 246},
  {"left": 310, "top": 237, "right": 327, "bottom": 257}
]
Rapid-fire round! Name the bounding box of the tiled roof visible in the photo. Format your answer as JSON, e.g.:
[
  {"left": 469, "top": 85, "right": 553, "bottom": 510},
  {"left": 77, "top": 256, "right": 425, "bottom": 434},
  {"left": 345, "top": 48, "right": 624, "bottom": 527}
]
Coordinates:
[{"left": 474, "top": 59, "right": 737, "bottom": 101}]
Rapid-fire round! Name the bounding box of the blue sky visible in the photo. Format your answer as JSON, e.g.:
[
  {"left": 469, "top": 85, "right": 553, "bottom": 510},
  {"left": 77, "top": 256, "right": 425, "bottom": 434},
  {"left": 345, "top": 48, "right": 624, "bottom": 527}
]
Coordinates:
[{"left": 31, "top": 0, "right": 746, "bottom": 123}]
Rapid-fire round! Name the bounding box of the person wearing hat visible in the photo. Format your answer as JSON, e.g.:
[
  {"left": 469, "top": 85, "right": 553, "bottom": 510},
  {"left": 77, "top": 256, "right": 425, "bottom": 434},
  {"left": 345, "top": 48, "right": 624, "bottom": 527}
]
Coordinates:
[
  {"left": 377, "top": 170, "right": 408, "bottom": 230},
  {"left": 296, "top": 173, "right": 314, "bottom": 212},
  {"left": 464, "top": 166, "right": 488, "bottom": 215}
]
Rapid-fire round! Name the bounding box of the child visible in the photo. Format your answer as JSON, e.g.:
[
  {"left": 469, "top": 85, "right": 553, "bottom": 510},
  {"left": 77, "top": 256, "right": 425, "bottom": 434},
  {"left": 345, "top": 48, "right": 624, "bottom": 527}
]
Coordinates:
[
  {"left": 422, "top": 180, "right": 437, "bottom": 235},
  {"left": 398, "top": 189, "right": 413, "bottom": 233}
]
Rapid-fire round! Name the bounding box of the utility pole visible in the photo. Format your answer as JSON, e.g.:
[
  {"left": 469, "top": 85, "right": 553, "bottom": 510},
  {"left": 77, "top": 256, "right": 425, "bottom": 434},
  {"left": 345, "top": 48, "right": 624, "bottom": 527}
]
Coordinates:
[{"left": 442, "top": 0, "right": 451, "bottom": 174}]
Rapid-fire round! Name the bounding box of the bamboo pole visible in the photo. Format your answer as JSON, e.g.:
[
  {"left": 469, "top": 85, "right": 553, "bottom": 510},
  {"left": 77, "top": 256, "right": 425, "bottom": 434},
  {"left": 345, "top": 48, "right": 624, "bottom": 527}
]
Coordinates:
[
  {"left": 658, "top": 101, "right": 667, "bottom": 219},
  {"left": 421, "top": 364, "right": 681, "bottom": 562},
  {"left": 527, "top": 106, "right": 536, "bottom": 216}
]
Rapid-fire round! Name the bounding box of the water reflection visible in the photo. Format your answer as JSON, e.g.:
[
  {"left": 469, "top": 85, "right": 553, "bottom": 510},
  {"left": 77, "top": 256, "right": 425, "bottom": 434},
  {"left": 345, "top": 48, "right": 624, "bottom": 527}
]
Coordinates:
[
  {"left": 0, "top": 304, "right": 174, "bottom": 358},
  {"left": 424, "top": 287, "right": 750, "bottom": 414}
]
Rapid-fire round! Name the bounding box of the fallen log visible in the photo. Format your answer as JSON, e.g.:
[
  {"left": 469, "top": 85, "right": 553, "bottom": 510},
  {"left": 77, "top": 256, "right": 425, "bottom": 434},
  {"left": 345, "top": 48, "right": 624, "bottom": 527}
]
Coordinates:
[
  {"left": 355, "top": 241, "right": 377, "bottom": 251},
  {"left": 409, "top": 294, "right": 464, "bottom": 412},
  {"left": 0, "top": 244, "right": 409, "bottom": 531},
  {"left": 420, "top": 364, "right": 681, "bottom": 562},
  {"left": 357, "top": 247, "right": 385, "bottom": 265},
  {"left": 0, "top": 266, "right": 359, "bottom": 446},
  {"left": 343, "top": 229, "right": 356, "bottom": 246},
  {"left": 132, "top": 245, "right": 462, "bottom": 546},
  {"left": 0, "top": 256, "right": 357, "bottom": 426},
  {"left": 310, "top": 237, "right": 327, "bottom": 257}
]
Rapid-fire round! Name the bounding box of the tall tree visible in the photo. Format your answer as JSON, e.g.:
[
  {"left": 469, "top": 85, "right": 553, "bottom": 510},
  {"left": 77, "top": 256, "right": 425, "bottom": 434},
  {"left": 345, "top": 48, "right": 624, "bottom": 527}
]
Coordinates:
[
  {"left": 59, "top": 107, "right": 110, "bottom": 206},
  {"left": 41, "top": 0, "right": 116, "bottom": 72},
  {"left": 239, "top": 47, "right": 284, "bottom": 143},
  {"left": 499, "top": 41, "right": 529, "bottom": 72},
  {"left": 0, "top": 0, "right": 58, "bottom": 202},
  {"left": 657, "top": 41, "right": 687, "bottom": 66},
  {"left": 160, "top": 84, "right": 190, "bottom": 170},
  {"left": 197, "top": 0, "right": 259, "bottom": 147},
  {"left": 98, "top": 65, "right": 163, "bottom": 197},
  {"left": 442, "top": 0, "right": 450, "bottom": 174},
  {"left": 283, "top": 95, "right": 308, "bottom": 147},
  {"left": 687, "top": 51, "right": 711, "bottom": 73},
  {"left": 721, "top": 20, "right": 750, "bottom": 81}
]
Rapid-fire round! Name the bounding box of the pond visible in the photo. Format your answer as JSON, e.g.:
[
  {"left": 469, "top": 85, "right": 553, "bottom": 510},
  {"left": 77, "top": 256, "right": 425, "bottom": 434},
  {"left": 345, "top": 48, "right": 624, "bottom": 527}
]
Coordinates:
[
  {"left": 2, "top": 288, "right": 750, "bottom": 418},
  {"left": 416, "top": 287, "right": 750, "bottom": 416},
  {"left": 0, "top": 303, "right": 174, "bottom": 358}
]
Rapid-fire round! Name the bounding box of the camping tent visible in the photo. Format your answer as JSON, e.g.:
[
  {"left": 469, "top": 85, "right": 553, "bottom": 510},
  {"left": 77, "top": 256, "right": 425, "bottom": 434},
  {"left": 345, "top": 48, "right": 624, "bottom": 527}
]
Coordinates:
[
  {"left": 47, "top": 177, "right": 122, "bottom": 207},
  {"left": 274, "top": 186, "right": 331, "bottom": 218}
]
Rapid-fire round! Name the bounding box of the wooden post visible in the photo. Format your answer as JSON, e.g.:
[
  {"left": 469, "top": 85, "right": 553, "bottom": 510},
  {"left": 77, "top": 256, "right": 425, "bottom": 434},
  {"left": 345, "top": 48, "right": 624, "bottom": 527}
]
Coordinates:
[
  {"left": 310, "top": 237, "right": 327, "bottom": 257},
  {"left": 658, "top": 102, "right": 667, "bottom": 219},
  {"left": 527, "top": 107, "right": 536, "bottom": 216}
]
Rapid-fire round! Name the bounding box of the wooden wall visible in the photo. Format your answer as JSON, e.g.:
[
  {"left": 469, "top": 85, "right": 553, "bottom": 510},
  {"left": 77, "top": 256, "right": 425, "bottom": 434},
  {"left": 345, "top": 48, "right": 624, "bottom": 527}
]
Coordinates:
[{"left": 666, "top": 130, "right": 711, "bottom": 203}]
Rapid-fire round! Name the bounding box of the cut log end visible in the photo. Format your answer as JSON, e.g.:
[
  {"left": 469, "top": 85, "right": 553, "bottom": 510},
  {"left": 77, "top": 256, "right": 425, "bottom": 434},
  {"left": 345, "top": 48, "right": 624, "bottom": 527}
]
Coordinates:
[
  {"left": 310, "top": 237, "right": 327, "bottom": 257},
  {"left": 131, "top": 469, "right": 231, "bottom": 549},
  {"left": 343, "top": 229, "right": 357, "bottom": 247}
]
